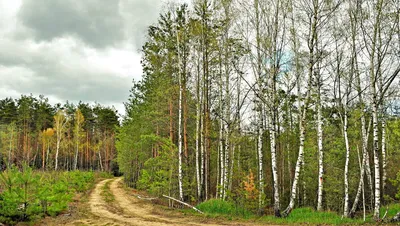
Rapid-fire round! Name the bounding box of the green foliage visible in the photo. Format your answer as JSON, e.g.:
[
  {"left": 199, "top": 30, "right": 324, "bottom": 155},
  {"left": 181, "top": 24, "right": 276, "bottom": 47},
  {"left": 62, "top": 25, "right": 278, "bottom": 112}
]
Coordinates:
[
  {"left": 0, "top": 166, "right": 97, "bottom": 225},
  {"left": 260, "top": 207, "right": 366, "bottom": 225},
  {"left": 196, "top": 199, "right": 252, "bottom": 218},
  {"left": 137, "top": 135, "right": 177, "bottom": 196},
  {"left": 379, "top": 203, "right": 400, "bottom": 219},
  {"left": 390, "top": 171, "right": 400, "bottom": 199},
  {"left": 65, "top": 170, "right": 95, "bottom": 192}
]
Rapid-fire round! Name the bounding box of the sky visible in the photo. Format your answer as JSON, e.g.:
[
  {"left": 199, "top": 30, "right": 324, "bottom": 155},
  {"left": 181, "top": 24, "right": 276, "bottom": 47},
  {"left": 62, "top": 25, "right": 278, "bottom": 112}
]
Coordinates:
[{"left": 0, "top": 0, "right": 182, "bottom": 116}]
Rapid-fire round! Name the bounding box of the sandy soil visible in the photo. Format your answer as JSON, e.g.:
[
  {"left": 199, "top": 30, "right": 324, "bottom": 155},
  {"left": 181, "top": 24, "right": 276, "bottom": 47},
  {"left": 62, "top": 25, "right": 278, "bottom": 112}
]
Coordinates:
[{"left": 63, "top": 178, "right": 250, "bottom": 226}]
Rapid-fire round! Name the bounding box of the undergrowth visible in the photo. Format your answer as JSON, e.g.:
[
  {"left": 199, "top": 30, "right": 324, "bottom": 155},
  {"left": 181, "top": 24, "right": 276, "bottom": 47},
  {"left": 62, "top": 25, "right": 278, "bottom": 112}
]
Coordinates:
[
  {"left": 196, "top": 199, "right": 400, "bottom": 225},
  {"left": 0, "top": 165, "right": 111, "bottom": 225},
  {"left": 196, "top": 199, "right": 253, "bottom": 219}
]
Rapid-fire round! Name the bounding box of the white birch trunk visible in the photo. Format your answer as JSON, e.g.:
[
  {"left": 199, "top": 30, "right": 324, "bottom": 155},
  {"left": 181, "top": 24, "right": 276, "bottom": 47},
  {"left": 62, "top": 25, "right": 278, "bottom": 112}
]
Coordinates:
[
  {"left": 372, "top": 101, "right": 381, "bottom": 219},
  {"left": 195, "top": 55, "right": 202, "bottom": 200},
  {"left": 258, "top": 111, "right": 264, "bottom": 210},
  {"left": 55, "top": 134, "right": 60, "bottom": 170},
  {"left": 223, "top": 124, "right": 229, "bottom": 200},
  {"left": 74, "top": 140, "right": 79, "bottom": 170},
  {"left": 200, "top": 98, "right": 204, "bottom": 197},
  {"left": 382, "top": 120, "right": 387, "bottom": 195},
  {"left": 343, "top": 110, "right": 350, "bottom": 217},
  {"left": 283, "top": 118, "right": 306, "bottom": 216},
  {"left": 195, "top": 87, "right": 201, "bottom": 199},
  {"left": 269, "top": 111, "right": 280, "bottom": 216},
  {"left": 223, "top": 79, "right": 230, "bottom": 200},
  {"left": 219, "top": 113, "right": 224, "bottom": 198},
  {"left": 223, "top": 58, "right": 230, "bottom": 200},
  {"left": 178, "top": 80, "right": 183, "bottom": 201},
  {"left": 177, "top": 27, "right": 183, "bottom": 201},
  {"left": 317, "top": 91, "right": 324, "bottom": 211},
  {"left": 282, "top": 0, "right": 315, "bottom": 216},
  {"left": 218, "top": 59, "right": 225, "bottom": 199},
  {"left": 46, "top": 141, "right": 50, "bottom": 169},
  {"left": 350, "top": 113, "right": 372, "bottom": 215}
]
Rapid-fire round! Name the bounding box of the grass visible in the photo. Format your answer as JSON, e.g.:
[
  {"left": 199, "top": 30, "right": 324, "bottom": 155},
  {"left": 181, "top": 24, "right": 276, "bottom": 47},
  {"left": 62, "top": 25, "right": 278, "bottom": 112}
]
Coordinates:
[
  {"left": 101, "top": 180, "right": 115, "bottom": 203},
  {"left": 196, "top": 199, "right": 253, "bottom": 219},
  {"left": 194, "top": 199, "right": 400, "bottom": 225},
  {"left": 260, "top": 208, "right": 368, "bottom": 225},
  {"left": 379, "top": 203, "right": 400, "bottom": 220}
]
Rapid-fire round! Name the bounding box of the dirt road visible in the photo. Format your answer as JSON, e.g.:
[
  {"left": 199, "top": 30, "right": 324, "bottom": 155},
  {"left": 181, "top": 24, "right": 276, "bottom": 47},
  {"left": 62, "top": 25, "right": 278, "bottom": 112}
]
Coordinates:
[{"left": 68, "top": 178, "right": 248, "bottom": 226}]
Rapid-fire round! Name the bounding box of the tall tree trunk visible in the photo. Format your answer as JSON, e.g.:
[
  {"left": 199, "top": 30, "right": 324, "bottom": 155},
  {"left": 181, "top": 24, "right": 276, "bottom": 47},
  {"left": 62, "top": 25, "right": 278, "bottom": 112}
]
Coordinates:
[
  {"left": 9, "top": 126, "right": 13, "bottom": 168},
  {"left": 195, "top": 56, "right": 202, "bottom": 200},
  {"left": 317, "top": 91, "right": 324, "bottom": 211},
  {"left": 98, "top": 150, "right": 103, "bottom": 171},
  {"left": 343, "top": 109, "right": 350, "bottom": 217},
  {"left": 382, "top": 120, "right": 387, "bottom": 196},
  {"left": 269, "top": 110, "right": 280, "bottom": 216},
  {"left": 282, "top": 0, "right": 316, "bottom": 215},
  {"left": 257, "top": 110, "right": 264, "bottom": 211},
  {"left": 74, "top": 138, "right": 78, "bottom": 170},
  {"left": 370, "top": 1, "right": 383, "bottom": 219},
  {"left": 218, "top": 50, "right": 225, "bottom": 199},
  {"left": 177, "top": 28, "right": 184, "bottom": 201},
  {"left": 55, "top": 136, "right": 60, "bottom": 170}
]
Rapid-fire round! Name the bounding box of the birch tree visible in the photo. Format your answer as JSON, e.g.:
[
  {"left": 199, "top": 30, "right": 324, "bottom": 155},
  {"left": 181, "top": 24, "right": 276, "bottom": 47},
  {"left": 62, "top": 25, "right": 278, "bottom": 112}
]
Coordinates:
[
  {"left": 54, "top": 110, "right": 68, "bottom": 171},
  {"left": 73, "top": 109, "right": 84, "bottom": 171},
  {"left": 282, "top": 0, "right": 318, "bottom": 216}
]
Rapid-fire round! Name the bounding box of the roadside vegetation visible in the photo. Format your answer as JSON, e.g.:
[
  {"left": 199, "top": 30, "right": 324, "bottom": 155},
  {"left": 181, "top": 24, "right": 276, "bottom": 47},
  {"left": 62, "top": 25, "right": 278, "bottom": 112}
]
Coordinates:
[
  {"left": 0, "top": 165, "right": 112, "bottom": 225},
  {"left": 195, "top": 199, "right": 400, "bottom": 225}
]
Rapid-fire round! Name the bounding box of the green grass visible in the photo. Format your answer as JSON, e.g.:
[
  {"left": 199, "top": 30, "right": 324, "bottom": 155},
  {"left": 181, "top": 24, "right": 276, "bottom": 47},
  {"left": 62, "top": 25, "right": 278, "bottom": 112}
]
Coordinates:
[
  {"left": 260, "top": 207, "right": 368, "bottom": 225},
  {"left": 194, "top": 199, "right": 400, "bottom": 225},
  {"left": 379, "top": 203, "right": 400, "bottom": 220},
  {"left": 196, "top": 199, "right": 253, "bottom": 219}
]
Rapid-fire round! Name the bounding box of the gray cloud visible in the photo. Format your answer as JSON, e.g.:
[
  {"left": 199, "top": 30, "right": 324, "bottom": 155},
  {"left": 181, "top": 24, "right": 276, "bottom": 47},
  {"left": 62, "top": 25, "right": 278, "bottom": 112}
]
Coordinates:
[
  {"left": 120, "top": 0, "right": 163, "bottom": 50},
  {"left": 0, "top": 0, "right": 173, "bottom": 115},
  {"left": 17, "top": 0, "right": 165, "bottom": 49},
  {"left": 0, "top": 38, "right": 135, "bottom": 112},
  {"left": 18, "top": 0, "right": 125, "bottom": 48}
]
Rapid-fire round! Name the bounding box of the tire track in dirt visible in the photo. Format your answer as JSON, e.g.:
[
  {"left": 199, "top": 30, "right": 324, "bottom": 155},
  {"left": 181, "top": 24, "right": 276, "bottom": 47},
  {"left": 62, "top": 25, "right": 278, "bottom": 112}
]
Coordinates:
[
  {"left": 69, "top": 178, "right": 255, "bottom": 226},
  {"left": 110, "top": 178, "right": 228, "bottom": 226},
  {"left": 71, "top": 178, "right": 215, "bottom": 225},
  {"left": 90, "top": 178, "right": 177, "bottom": 226}
]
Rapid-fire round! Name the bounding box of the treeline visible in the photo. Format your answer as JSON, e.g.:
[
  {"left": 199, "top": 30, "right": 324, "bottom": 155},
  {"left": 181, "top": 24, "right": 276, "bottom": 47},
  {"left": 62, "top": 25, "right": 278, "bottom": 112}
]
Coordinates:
[
  {"left": 117, "top": 0, "right": 400, "bottom": 221},
  {"left": 0, "top": 95, "right": 119, "bottom": 171}
]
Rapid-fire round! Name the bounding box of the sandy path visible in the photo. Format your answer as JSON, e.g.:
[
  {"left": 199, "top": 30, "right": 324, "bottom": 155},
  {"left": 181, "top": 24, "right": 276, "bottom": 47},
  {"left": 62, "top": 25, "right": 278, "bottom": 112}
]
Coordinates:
[{"left": 70, "top": 178, "right": 242, "bottom": 226}]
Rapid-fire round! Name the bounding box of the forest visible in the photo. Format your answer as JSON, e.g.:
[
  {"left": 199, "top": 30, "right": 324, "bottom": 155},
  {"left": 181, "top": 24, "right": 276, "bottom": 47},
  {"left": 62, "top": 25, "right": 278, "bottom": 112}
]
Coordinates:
[
  {"left": 0, "top": 95, "right": 119, "bottom": 172},
  {"left": 0, "top": 0, "right": 400, "bottom": 224},
  {"left": 117, "top": 0, "right": 400, "bottom": 222}
]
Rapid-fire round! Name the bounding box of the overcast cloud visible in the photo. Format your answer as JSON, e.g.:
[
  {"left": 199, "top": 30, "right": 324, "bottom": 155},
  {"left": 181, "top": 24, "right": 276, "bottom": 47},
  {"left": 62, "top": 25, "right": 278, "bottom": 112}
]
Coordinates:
[{"left": 0, "top": 0, "right": 172, "bottom": 115}]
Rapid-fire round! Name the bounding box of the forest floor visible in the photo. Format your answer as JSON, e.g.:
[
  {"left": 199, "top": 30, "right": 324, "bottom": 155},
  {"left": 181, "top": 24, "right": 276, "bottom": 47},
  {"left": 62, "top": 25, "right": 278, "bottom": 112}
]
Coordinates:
[{"left": 37, "top": 178, "right": 266, "bottom": 226}]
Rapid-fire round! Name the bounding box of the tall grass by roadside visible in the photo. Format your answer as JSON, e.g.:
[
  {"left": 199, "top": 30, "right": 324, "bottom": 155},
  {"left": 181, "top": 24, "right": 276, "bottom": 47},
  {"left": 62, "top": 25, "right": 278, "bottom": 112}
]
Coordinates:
[
  {"left": 196, "top": 199, "right": 253, "bottom": 218},
  {"left": 196, "top": 199, "right": 400, "bottom": 225}
]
